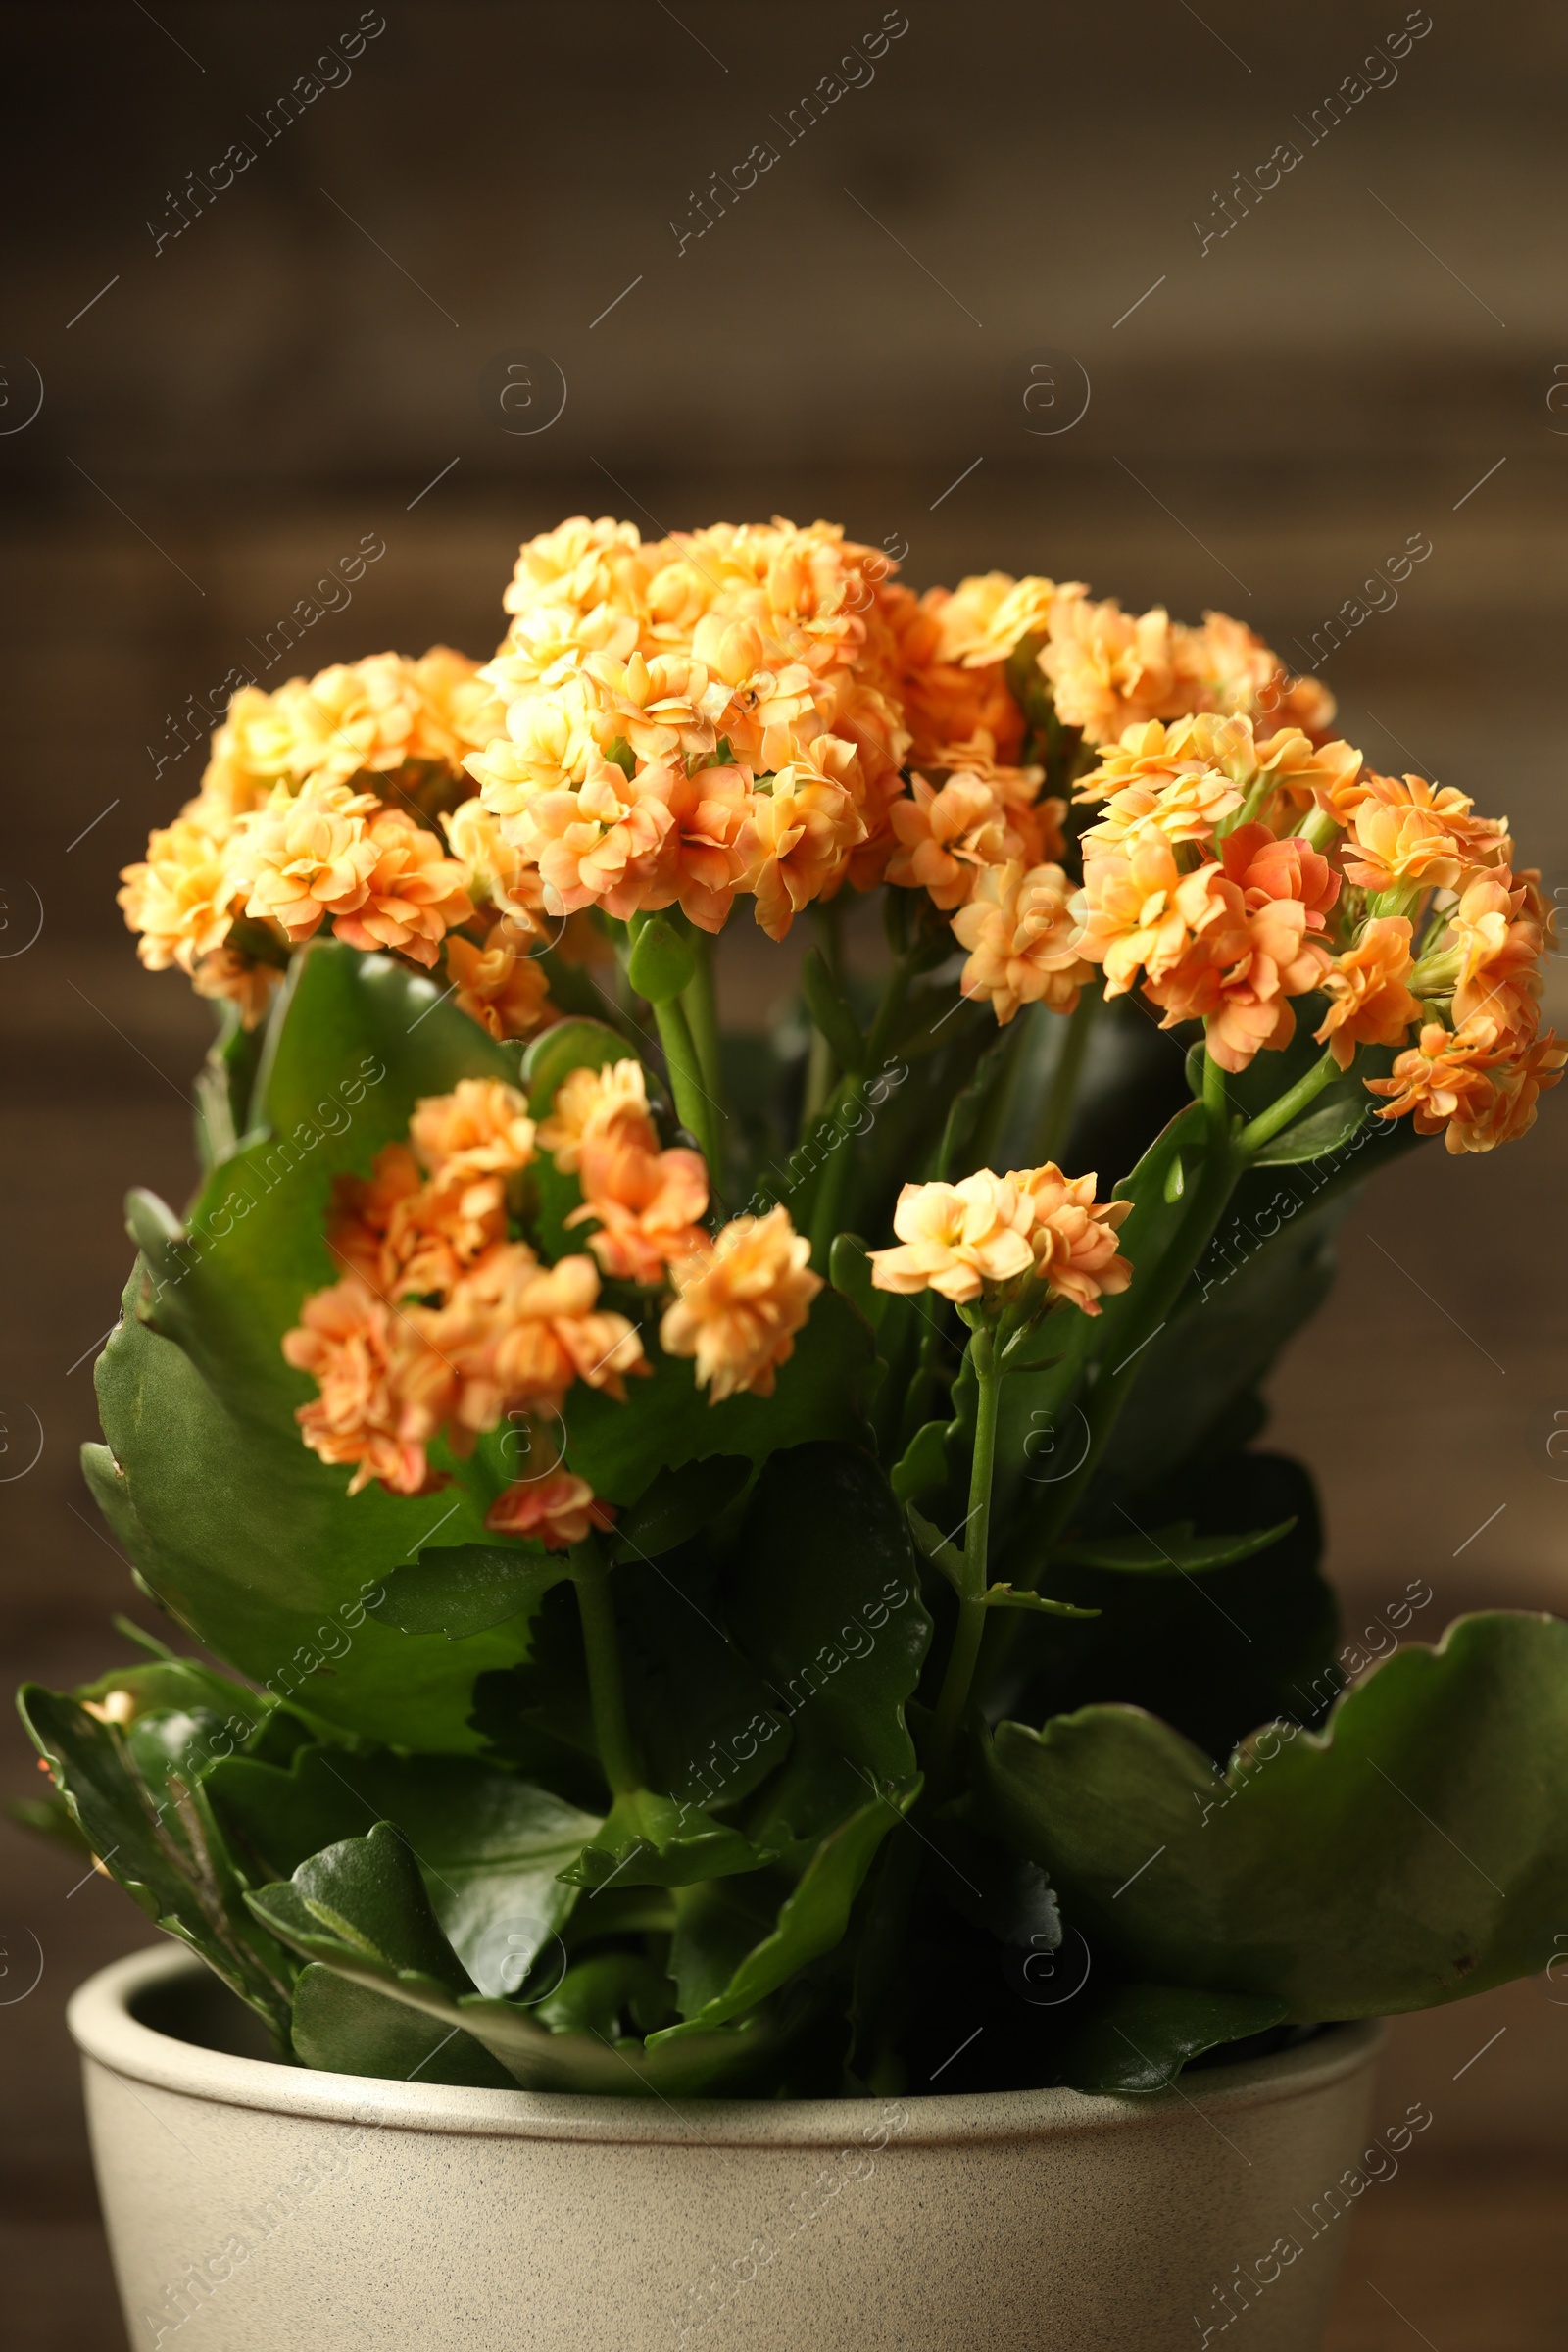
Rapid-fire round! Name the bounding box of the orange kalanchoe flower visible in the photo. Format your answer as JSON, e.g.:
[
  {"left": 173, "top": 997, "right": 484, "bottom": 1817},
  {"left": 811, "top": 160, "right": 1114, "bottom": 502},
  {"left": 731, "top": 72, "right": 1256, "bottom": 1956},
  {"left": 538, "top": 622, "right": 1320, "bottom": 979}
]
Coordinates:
[
  {"left": 1340, "top": 774, "right": 1510, "bottom": 895},
  {"left": 538, "top": 1059, "right": 657, "bottom": 1171},
  {"left": 952, "top": 860, "right": 1091, "bottom": 1024},
  {"left": 663, "top": 760, "right": 754, "bottom": 933},
  {"left": 1039, "top": 596, "right": 1177, "bottom": 745},
  {"left": 1220, "top": 823, "right": 1340, "bottom": 931},
  {"left": 428, "top": 1247, "right": 648, "bottom": 1426},
  {"left": 485, "top": 1470, "right": 614, "bottom": 1549},
  {"left": 411, "top": 1079, "right": 536, "bottom": 1187},
  {"left": 1367, "top": 1017, "right": 1567, "bottom": 1153},
  {"left": 568, "top": 1130, "right": 710, "bottom": 1285},
  {"left": 329, "top": 1142, "right": 500, "bottom": 1302},
  {"left": 446, "top": 925, "right": 554, "bottom": 1041},
  {"left": 881, "top": 582, "right": 1025, "bottom": 768},
  {"left": 661, "top": 1206, "right": 821, "bottom": 1401},
  {"left": 1442, "top": 872, "right": 1546, "bottom": 1043},
  {"left": 1010, "top": 1165, "right": 1133, "bottom": 1316},
  {"left": 1149, "top": 885, "right": 1328, "bottom": 1075},
  {"left": 739, "top": 746, "right": 867, "bottom": 939},
  {"left": 867, "top": 1173, "right": 1036, "bottom": 1304},
  {"left": 118, "top": 814, "right": 238, "bottom": 975},
  {"left": 886, "top": 770, "right": 1017, "bottom": 910},
  {"left": 1314, "top": 918, "right": 1425, "bottom": 1068},
  {"left": 1075, "top": 831, "right": 1210, "bottom": 997},
  {"left": 331, "top": 809, "right": 474, "bottom": 966},
  {"left": 191, "top": 944, "right": 280, "bottom": 1029},
  {"left": 233, "top": 780, "right": 382, "bottom": 944},
  {"left": 283, "top": 1276, "right": 451, "bottom": 1495}
]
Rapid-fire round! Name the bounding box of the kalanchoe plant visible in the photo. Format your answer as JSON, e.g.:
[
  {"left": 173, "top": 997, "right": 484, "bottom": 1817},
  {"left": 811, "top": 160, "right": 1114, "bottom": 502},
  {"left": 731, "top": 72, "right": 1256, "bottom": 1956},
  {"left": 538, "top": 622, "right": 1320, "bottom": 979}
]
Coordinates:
[{"left": 20, "top": 517, "right": 1568, "bottom": 2099}]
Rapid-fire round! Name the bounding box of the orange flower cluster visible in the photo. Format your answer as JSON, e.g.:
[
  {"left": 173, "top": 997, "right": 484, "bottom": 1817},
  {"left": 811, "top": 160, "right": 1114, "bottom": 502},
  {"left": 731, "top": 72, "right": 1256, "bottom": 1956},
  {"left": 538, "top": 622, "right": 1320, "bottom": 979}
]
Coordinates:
[
  {"left": 867, "top": 1165, "right": 1130, "bottom": 1314},
  {"left": 117, "top": 649, "right": 552, "bottom": 1038},
  {"left": 536, "top": 1058, "right": 820, "bottom": 1401},
  {"left": 546, "top": 1057, "right": 710, "bottom": 1286},
  {"left": 284, "top": 1079, "right": 643, "bottom": 1542},
  {"left": 468, "top": 516, "right": 914, "bottom": 937},
  {"left": 1056, "top": 719, "right": 1562, "bottom": 1147}
]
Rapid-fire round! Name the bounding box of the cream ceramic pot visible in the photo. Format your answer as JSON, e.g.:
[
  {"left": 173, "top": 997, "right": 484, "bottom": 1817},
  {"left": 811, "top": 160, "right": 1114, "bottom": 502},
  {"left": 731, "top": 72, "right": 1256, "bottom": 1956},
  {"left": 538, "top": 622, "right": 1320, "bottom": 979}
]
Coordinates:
[{"left": 71, "top": 1944, "right": 1382, "bottom": 2352}]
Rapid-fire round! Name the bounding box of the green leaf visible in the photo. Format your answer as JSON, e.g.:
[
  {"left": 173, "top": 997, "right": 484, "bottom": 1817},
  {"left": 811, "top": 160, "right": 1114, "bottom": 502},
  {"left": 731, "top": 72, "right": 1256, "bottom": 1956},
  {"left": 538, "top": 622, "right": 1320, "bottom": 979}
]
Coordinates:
[
  {"left": 828, "top": 1233, "right": 883, "bottom": 1332},
  {"left": 906, "top": 1504, "right": 965, "bottom": 1593},
  {"left": 535, "top": 1951, "right": 675, "bottom": 2039},
  {"left": 248, "top": 1824, "right": 788, "bottom": 2095},
  {"left": 979, "top": 1584, "right": 1100, "bottom": 1620},
  {"left": 205, "top": 1746, "right": 600, "bottom": 1988},
  {"left": 981, "top": 1611, "right": 1568, "bottom": 2020},
  {"left": 561, "top": 1786, "right": 772, "bottom": 1890},
  {"left": 289, "top": 1964, "right": 516, "bottom": 2086},
  {"left": 999, "top": 1453, "right": 1338, "bottom": 1767},
  {"left": 81, "top": 944, "right": 551, "bottom": 1750},
  {"left": 650, "top": 1790, "right": 916, "bottom": 2041},
  {"left": 564, "top": 1287, "right": 877, "bottom": 1508},
  {"left": 19, "top": 1687, "right": 295, "bottom": 2042},
  {"left": 891, "top": 1418, "right": 952, "bottom": 1507},
  {"left": 609, "top": 1456, "right": 751, "bottom": 1564},
  {"left": 625, "top": 915, "right": 696, "bottom": 1004},
  {"left": 1052, "top": 1984, "right": 1289, "bottom": 2094},
  {"left": 801, "top": 949, "right": 866, "bottom": 1072},
  {"left": 520, "top": 1017, "right": 630, "bottom": 1119},
  {"left": 1052, "top": 1519, "right": 1296, "bottom": 1576},
  {"left": 370, "top": 1544, "right": 569, "bottom": 1640},
  {"left": 723, "top": 1443, "right": 931, "bottom": 1848}
]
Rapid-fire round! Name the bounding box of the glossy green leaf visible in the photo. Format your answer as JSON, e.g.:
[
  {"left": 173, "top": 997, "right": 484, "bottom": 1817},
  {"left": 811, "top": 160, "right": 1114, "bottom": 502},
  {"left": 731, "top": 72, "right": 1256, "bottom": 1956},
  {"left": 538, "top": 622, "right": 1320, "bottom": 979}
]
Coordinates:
[
  {"left": 561, "top": 1786, "right": 772, "bottom": 1890},
  {"left": 906, "top": 1502, "right": 965, "bottom": 1593},
  {"left": 1052, "top": 1518, "right": 1297, "bottom": 1576},
  {"left": 564, "top": 1288, "right": 878, "bottom": 1508},
  {"left": 520, "top": 1017, "right": 631, "bottom": 1119},
  {"left": 609, "top": 1455, "right": 751, "bottom": 1564},
  {"left": 205, "top": 1745, "right": 600, "bottom": 1987},
  {"left": 650, "top": 1790, "right": 915, "bottom": 2041},
  {"left": 370, "top": 1545, "right": 569, "bottom": 1640},
  {"left": 248, "top": 1824, "right": 788, "bottom": 2095},
  {"left": 827, "top": 1233, "right": 883, "bottom": 1333},
  {"left": 891, "top": 1419, "right": 952, "bottom": 1507},
  {"left": 998, "top": 1454, "right": 1339, "bottom": 1768},
  {"left": 83, "top": 944, "right": 548, "bottom": 1749},
  {"left": 289, "top": 1965, "right": 516, "bottom": 2086},
  {"left": 979, "top": 1584, "right": 1100, "bottom": 1620},
  {"left": 19, "top": 1688, "right": 295, "bottom": 2042},
  {"left": 982, "top": 1612, "right": 1568, "bottom": 2020},
  {"left": 723, "top": 1443, "right": 930, "bottom": 1848},
  {"left": 1051, "top": 1984, "right": 1288, "bottom": 2094}
]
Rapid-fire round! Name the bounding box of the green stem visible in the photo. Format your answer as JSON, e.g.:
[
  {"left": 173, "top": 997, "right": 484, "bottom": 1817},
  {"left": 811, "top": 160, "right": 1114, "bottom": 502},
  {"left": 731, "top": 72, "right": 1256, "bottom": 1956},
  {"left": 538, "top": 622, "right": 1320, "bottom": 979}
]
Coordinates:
[
  {"left": 850, "top": 1322, "right": 1004, "bottom": 2082},
  {"left": 923, "top": 1327, "right": 1001, "bottom": 1800},
  {"left": 996, "top": 1122, "right": 1245, "bottom": 1614},
  {"left": 1236, "top": 1046, "right": 1340, "bottom": 1157},
  {"left": 1202, "top": 1032, "right": 1231, "bottom": 1134},
  {"left": 653, "top": 993, "right": 724, "bottom": 1187},
  {"left": 679, "top": 930, "right": 723, "bottom": 1108},
  {"left": 805, "top": 951, "right": 912, "bottom": 1267},
  {"left": 1030, "top": 990, "right": 1099, "bottom": 1166},
  {"left": 572, "top": 1546, "right": 642, "bottom": 1797}
]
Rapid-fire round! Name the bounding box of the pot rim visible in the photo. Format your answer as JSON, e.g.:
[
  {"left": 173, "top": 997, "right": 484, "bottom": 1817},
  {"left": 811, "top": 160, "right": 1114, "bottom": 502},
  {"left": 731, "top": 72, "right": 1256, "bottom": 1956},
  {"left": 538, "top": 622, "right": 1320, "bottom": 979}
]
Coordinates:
[{"left": 70, "top": 1943, "right": 1384, "bottom": 2151}]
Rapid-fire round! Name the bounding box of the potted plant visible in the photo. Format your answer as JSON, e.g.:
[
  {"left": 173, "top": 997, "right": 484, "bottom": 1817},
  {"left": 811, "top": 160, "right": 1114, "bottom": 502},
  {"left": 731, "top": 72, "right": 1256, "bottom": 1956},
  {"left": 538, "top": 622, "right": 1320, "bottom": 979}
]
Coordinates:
[{"left": 23, "top": 518, "right": 1568, "bottom": 2352}]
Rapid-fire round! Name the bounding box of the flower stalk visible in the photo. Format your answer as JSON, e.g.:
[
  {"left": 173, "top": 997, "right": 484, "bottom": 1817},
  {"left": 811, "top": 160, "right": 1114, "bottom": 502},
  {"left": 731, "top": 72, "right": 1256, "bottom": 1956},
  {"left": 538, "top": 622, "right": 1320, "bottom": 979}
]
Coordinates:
[{"left": 571, "top": 1543, "right": 643, "bottom": 1799}]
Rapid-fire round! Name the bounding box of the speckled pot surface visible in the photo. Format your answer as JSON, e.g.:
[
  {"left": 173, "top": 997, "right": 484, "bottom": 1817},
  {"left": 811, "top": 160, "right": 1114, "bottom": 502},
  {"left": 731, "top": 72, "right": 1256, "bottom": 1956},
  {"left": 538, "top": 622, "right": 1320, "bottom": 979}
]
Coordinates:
[{"left": 71, "top": 1945, "right": 1382, "bottom": 2352}]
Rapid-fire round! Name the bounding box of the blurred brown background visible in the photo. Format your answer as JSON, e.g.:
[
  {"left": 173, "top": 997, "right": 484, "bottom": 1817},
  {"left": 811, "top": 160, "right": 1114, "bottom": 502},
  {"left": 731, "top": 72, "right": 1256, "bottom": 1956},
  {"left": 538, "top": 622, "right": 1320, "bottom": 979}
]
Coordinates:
[{"left": 2, "top": 3, "right": 1566, "bottom": 2344}]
